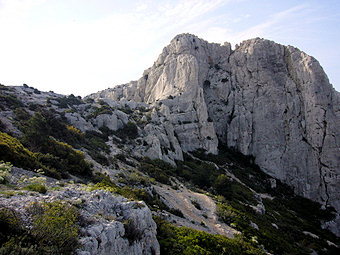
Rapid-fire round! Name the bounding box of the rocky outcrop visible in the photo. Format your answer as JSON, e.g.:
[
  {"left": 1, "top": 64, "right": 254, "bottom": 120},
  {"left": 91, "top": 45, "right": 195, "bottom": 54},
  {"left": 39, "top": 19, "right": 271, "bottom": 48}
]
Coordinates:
[
  {"left": 89, "top": 34, "right": 340, "bottom": 234},
  {"left": 78, "top": 190, "right": 159, "bottom": 255},
  {"left": 89, "top": 34, "right": 228, "bottom": 156},
  {"left": 0, "top": 168, "right": 160, "bottom": 255}
]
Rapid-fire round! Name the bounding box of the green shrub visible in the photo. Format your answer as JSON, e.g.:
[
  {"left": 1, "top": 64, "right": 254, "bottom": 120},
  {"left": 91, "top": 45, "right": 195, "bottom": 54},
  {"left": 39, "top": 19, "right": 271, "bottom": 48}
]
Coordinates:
[
  {"left": 176, "top": 156, "right": 220, "bottom": 189},
  {"left": 18, "top": 110, "right": 78, "bottom": 145},
  {"left": 0, "top": 94, "right": 24, "bottom": 109},
  {"left": 0, "top": 237, "right": 37, "bottom": 255},
  {"left": 14, "top": 110, "right": 93, "bottom": 177},
  {"left": 21, "top": 111, "right": 85, "bottom": 151},
  {"left": 90, "top": 173, "right": 169, "bottom": 211},
  {"left": 21, "top": 112, "right": 51, "bottom": 151},
  {"left": 114, "top": 121, "right": 138, "bottom": 141},
  {"left": 0, "top": 208, "right": 23, "bottom": 245},
  {"left": 14, "top": 107, "right": 30, "bottom": 122},
  {"left": 33, "top": 88, "right": 41, "bottom": 94},
  {"left": 118, "top": 171, "right": 151, "bottom": 186},
  {"left": 139, "top": 157, "right": 175, "bottom": 185},
  {"left": 0, "top": 208, "right": 37, "bottom": 254},
  {"left": 123, "top": 218, "right": 143, "bottom": 244},
  {"left": 168, "top": 208, "right": 184, "bottom": 218},
  {"left": 216, "top": 203, "right": 239, "bottom": 225},
  {"left": 0, "top": 129, "right": 93, "bottom": 179},
  {"left": 45, "top": 138, "right": 92, "bottom": 176},
  {"left": 29, "top": 201, "right": 80, "bottom": 254},
  {"left": 0, "top": 162, "right": 11, "bottom": 184},
  {"left": 56, "top": 94, "right": 83, "bottom": 108},
  {"left": 83, "top": 130, "right": 111, "bottom": 164},
  {"left": 24, "top": 183, "right": 47, "bottom": 194},
  {"left": 154, "top": 216, "right": 265, "bottom": 255},
  {"left": 0, "top": 132, "right": 44, "bottom": 172},
  {"left": 28, "top": 102, "right": 41, "bottom": 111},
  {"left": 86, "top": 104, "right": 113, "bottom": 119},
  {"left": 118, "top": 106, "right": 133, "bottom": 114}
]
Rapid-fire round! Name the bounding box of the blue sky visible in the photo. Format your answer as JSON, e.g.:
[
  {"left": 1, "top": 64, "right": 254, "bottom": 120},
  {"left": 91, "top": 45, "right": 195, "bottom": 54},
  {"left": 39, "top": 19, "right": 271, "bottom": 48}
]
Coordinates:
[{"left": 0, "top": 0, "right": 339, "bottom": 96}]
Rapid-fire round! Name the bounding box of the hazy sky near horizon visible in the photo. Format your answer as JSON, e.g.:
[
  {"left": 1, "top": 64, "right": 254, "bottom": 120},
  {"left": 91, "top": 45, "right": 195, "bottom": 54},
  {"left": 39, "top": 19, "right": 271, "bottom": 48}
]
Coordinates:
[{"left": 0, "top": 0, "right": 339, "bottom": 96}]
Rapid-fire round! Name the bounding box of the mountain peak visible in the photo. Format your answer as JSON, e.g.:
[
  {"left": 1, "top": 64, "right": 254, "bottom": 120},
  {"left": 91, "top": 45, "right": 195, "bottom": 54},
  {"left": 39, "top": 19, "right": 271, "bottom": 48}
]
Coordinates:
[
  {"left": 88, "top": 34, "right": 340, "bottom": 236},
  {"left": 1, "top": 33, "right": 340, "bottom": 253}
]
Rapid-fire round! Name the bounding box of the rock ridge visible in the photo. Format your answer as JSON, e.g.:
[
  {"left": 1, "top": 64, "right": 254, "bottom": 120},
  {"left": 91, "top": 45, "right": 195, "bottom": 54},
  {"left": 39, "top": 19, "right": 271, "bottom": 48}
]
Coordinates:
[{"left": 88, "top": 33, "right": 340, "bottom": 235}]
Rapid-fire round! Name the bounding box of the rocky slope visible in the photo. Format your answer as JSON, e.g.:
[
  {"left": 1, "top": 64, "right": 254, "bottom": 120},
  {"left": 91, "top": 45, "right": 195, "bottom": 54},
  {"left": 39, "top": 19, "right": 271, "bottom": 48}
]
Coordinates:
[
  {"left": 89, "top": 34, "right": 340, "bottom": 233},
  {"left": 1, "top": 33, "right": 340, "bottom": 254},
  {"left": 1, "top": 82, "right": 340, "bottom": 254},
  {"left": 0, "top": 167, "right": 159, "bottom": 255}
]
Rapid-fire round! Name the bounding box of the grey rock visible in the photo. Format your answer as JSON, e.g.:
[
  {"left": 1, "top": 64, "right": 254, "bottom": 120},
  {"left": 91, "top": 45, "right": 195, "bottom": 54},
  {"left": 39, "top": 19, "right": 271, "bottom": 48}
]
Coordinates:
[
  {"left": 0, "top": 184, "right": 160, "bottom": 255},
  {"left": 94, "top": 113, "right": 119, "bottom": 131},
  {"left": 90, "top": 34, "right": 340, "bottom": 235},
  {"left": 65, "top": 112, "right": 96, "bottom": 132}
]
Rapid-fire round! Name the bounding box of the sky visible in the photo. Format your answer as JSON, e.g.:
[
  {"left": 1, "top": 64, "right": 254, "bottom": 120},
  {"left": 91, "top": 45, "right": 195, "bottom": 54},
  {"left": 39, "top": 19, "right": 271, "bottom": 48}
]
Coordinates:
[{"left": 0, "top": 0, "right": 339, "bottom": 96}]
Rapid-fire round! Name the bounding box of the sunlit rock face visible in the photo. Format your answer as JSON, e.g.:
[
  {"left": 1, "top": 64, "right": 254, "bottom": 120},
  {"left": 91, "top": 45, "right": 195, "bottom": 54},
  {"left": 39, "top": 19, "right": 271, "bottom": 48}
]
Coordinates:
[{"left": 89, "top": 34, "right": 340, "bottom": 234}]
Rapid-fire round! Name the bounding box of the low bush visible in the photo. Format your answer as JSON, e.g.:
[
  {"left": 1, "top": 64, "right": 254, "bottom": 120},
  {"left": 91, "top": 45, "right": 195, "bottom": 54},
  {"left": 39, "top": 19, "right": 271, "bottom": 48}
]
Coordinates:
[
  {"left": 86, "top": 105, "right": 113, "bottom": 119},
  {"left": 0, "top": 132, "right": 45, "bottom": 172},
  {"left": 114, "top": 121, "right": 138, "bottom": 141},
  {"left": 56, "top": 94, "right": 83, "bottom": 108},
  {"left": 168, "top": 208, "right": 184, "bottom": 218},
  {"left": 33, "top": 88, "right": 41, "bottom": 94},
  {"left": 83, "top": 130, "right": 111, "bottom": 164},
  {"left": 85, "top": 131, "right": 110, "bottom": 153},
  {"left": 154, "top": 216, "right": 265, "bottom": 255},
  {"left": 29, "top": 201, "right": 80, "bottom": 254},
  {"left": 0, "top": 162, "right": 11, "bottom": 184},
  {"left": 0, "top": 94, "right": 24, "bottom": 109},
  {"left": 21, "top": 111, "right": 85, "bottom": 150},
  {"left": 14, "top": 107, "right": 30, "bottom": 122},
  {"left": 176, "top": 156, "right": 221, "bottom": 189},
  {"left": 45, "top": 138, "right": 92, "bottom": 176},
  {"left": 216, "top": 203, "right": 239, "bottom": 225},
  {"left": 139, "top": 157, "right": 175, "bottom": 185},
  {"left": 123, "top": 218, "right": 143, "bottom": 245},
  {"left": 24, "top": 183, "right": 47, "bottom": 194},
  {"left": 0, "top": 130, "right": 92, "bottom": 179},
  {"left": 91, "top": 173, "right": 169, "bottom": 211},
  {"left": 0, "top": 208, "right": 23, "bottom": 245}
]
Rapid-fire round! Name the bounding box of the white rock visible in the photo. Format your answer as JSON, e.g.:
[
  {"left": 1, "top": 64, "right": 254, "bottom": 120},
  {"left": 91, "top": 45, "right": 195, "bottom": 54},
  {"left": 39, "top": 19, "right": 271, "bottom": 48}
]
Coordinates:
[{"left": 87, "top": 34, "right": 340, "bottom": 236}]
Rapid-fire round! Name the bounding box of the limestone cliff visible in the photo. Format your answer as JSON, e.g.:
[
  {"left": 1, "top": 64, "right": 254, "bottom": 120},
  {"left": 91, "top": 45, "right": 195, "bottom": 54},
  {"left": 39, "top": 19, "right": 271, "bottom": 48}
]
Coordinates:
[{"left": 89, "top": 34, "right": 340, "bottom": 232}]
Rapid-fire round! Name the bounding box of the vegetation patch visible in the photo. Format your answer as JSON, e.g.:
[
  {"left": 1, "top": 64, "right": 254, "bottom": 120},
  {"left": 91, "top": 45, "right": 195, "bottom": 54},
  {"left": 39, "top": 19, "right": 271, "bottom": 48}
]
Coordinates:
[
  {"left": 139, "top": 157, "right": 175, "bottom": 185},
  {"left": 86, "top": 104, "right": 113, "bottom": 119},
  {"left": 0, "top": 162, "right": 12, "bottom": 184},
  {"left": 113, "top": 121, "right": 138, "bottom": 141},
  {"left": 90, "top": 173, "right": 169, "bottom": 211},
  {"left": 55, "top": 94, "right": 83, "bottom": 108},
  {"left": 0, "top": 93, "right": 24, "bottom": 110},
  {"left": 123, "top": 218, "right": 143, "bottom": 245},
  {"left": 0, "top": 201, "right": 80, "bottom": 254},
  {"left": 0, "top": 131, "right": 57, "bottom": 177},
  {"left": 154, "top": 216, "right": 265, "bottom": 255},
  {"left": 24, "top": 183, "right": 47, "bottom": 194}
]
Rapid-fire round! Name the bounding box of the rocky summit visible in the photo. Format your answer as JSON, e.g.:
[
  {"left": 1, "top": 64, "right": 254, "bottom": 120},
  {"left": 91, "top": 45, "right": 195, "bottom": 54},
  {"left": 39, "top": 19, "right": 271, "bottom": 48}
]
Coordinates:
[
  {"left": 1, "top": 33, "right": 340, "bottom": 254},
  {"left": 90, "top": 33, "right": 340, "bottom": 231}
]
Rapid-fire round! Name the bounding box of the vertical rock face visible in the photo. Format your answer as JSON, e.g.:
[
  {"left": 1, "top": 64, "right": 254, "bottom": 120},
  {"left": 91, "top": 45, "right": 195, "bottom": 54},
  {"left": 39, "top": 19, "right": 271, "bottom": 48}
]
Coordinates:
[
  {"left": 90, "top": 34, "right": 340, "bottom": 226},
  {"left": 91, "top": 34, "right": 231, "bottom": 157},
  {"left": 223, "top": 39, "right": 340, "bottom": 214}
]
